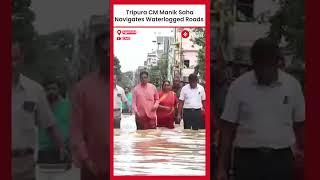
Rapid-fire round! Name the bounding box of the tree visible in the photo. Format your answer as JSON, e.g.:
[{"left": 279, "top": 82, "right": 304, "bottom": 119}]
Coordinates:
[
  {"left": 268, "top": 0, "right": 304, "bottom": 60},
  {"left": 119, "top": 71, "right": 134, "bottom": 88},
  {"left": 148, "top": 58, "right": 169, "bottom": 89},
  {"left": 114, "top": 56, "right": 122, "bottom": 78},
  {"left": 149, "top": 66, "right": 161, "bottom": 88},
  {"left": 21, "top": 30, "right": 75, "bottom": 84},
  {"left": 12, "top": 0, "right": 36, "bottom": 41},
  {"left": 211, "top": 0, "right": 235, "bottom": 63},
  {"left": 158, "top": 58, "right": 168, "bottom": 80},
  {"left": 13, "top": 0, "right": 37, "bottom": 63},
  {"left": 192, "top": 28, "right": 206, "bottom": 80},
  {"left": 195, "top": 47, "right": 205, "bottom": 79}
]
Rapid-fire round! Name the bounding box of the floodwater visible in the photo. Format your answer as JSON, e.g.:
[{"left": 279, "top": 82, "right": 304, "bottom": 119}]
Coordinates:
[
  {"left": 114, "top": 123, "right": 206, "bottom": 176},
  {"left": 35, "top": 121, "right": 206, "bottom": 179}
]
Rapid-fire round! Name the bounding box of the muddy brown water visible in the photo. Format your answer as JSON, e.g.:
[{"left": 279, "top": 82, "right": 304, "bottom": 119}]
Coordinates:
[{"left": 114, "top": 123, "right": 206, "bottom": 176}]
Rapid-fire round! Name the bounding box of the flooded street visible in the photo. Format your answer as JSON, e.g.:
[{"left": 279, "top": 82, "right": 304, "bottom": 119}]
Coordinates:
[
  {"left": 114, "top": 124, "right": 206, "bottom": 176},
  {"left": 34, "top": 124, "right": 206, "bottom": 179}
]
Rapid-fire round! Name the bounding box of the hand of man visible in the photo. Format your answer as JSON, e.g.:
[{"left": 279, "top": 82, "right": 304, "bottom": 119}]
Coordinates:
[
  {"left": 59, "top": 147, "right": 66, "bottom": 161},
  {"left": 176, "top": 114, "right": 181, "bottom": 123},
  {"left": 151, "top": 106, "right": 157, "bottom": 111},
  {"left": 217, "top": 169, "right": 229, "bottom": 180},
  {"left": 293, "top": 147, "right": 304, "bottom": 165},
  {"left": 164, "top": 106, "right": 171, "bottom": 111},
  {"left": 134, "top": 110, "right": 140, "bottom": 118},
  {"left": 84, "top": 159, "right": 99, "bottom": 176},
  {"left": 126, "top": 103, "right": 131, "bottom": 113}
]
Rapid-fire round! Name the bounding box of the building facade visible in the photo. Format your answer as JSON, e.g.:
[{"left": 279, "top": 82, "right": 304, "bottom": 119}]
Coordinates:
[
  {"left": 71, "top": 14, "right": 107, "bottom": 82},
  {"left": 144, "top": 52, "right": 158, "bottom": 69},
  {"left": 174, "top": 28, "right": 202, "bottom": 82}
]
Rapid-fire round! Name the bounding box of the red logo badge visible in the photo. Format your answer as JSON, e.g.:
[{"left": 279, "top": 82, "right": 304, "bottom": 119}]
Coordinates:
[{"left": 181, "top": 30, "right": 189, "bottom": 38}]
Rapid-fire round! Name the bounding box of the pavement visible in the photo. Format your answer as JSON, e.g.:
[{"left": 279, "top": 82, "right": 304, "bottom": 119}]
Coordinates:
[{"left": 36, "top": 165, "right": 80, "bottom": 180}]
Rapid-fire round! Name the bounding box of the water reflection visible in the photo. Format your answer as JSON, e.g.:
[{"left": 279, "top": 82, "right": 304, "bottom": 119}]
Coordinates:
[{"left": 114, "top": 124, "right": 206, "bottom": 176}]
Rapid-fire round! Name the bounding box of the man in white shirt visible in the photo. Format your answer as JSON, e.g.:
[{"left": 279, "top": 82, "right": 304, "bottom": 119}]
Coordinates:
[
  {"left": 114, "top": 74, "right": 130, "bottom": 128},
  {"left": 12, "top": 41, "right": 65, "bottom": 180},
  {"left": 177, "top": 74, "right": 206, "bottom": 130},
  {"left": 218, "top": 38, "right": 304, "bottom": 180}
]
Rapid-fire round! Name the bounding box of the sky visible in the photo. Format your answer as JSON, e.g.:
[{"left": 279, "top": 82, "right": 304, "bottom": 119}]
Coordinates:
[
  {"left": 31, "top": 0, "right": 108, "bottom": 34},
  {"left": 114, "top": 28, "right": 174, "bottom": 72}
]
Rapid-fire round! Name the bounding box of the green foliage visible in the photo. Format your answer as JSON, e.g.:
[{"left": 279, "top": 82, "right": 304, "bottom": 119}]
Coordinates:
[
  {"left": 196, "top": 48, "right": 205, "bottom": 79},
  {"left": 158, "top": 58, "right": 168, "bottom": 80},
  {"left": 192, "top": 28, "right": 205, "bottom": 47},
  {"left": 22, "top": 30, "right": 75, "bottom": 84},
  {"left": 119, "top": 71, "right": 134, "bottom": 88},
  {"left": 12, "top": 0, "right": 36, "bottom": 41},
  {"left": 114, "top": 56, "right": 122, "bottom": 78},
  {"left": 149, "top": 66, "right": 161, "bottom": 88},
  {"left": 13, "top": 0, "right": 37, "bottom": 63},
  {"left": 268, "top": 0, "right": 304, "bottom": 60},
  {"left": 148, "top": 58, "right": 169, "bottom": 88},
  {"left": 191, "top": 28, "right": 206, "bottom": 80}
]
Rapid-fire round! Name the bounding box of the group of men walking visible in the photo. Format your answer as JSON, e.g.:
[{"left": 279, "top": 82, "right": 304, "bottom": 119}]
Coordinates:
[{"left": 114, "top": 71, "right": 206, "bottom": 130}]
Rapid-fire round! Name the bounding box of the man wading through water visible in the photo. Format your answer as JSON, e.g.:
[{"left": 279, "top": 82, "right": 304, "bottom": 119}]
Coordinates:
[
  {"left": 132, "top": 71, "right": 159, "bottom": 130},
  {"left": 218, "top": 38, "right": 304, "bottom": 180},
  {"left": 71, "top": 32, "right": 110, "bottom": 180}
]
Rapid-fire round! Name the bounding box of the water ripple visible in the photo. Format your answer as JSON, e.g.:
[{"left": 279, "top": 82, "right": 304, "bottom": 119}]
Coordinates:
[{"left": 114, "top": 125, "right": 206, "bottom": 176}]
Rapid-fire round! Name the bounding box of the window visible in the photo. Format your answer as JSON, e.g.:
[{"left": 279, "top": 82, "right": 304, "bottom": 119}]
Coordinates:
[
  {"left": 184, "top": 60, "right": 190, "bottom": 68},
  {"left": 236, "top": 0, "right": 254, "bottom": 22}
]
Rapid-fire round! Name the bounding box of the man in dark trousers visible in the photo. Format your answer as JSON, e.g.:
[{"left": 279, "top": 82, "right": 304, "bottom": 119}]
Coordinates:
[
  {"left": 177, "top": 74, "right": 206, "bottom": 130},
  {"left": 218, "top": 38, "right": 304, "bottom": 180}
]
